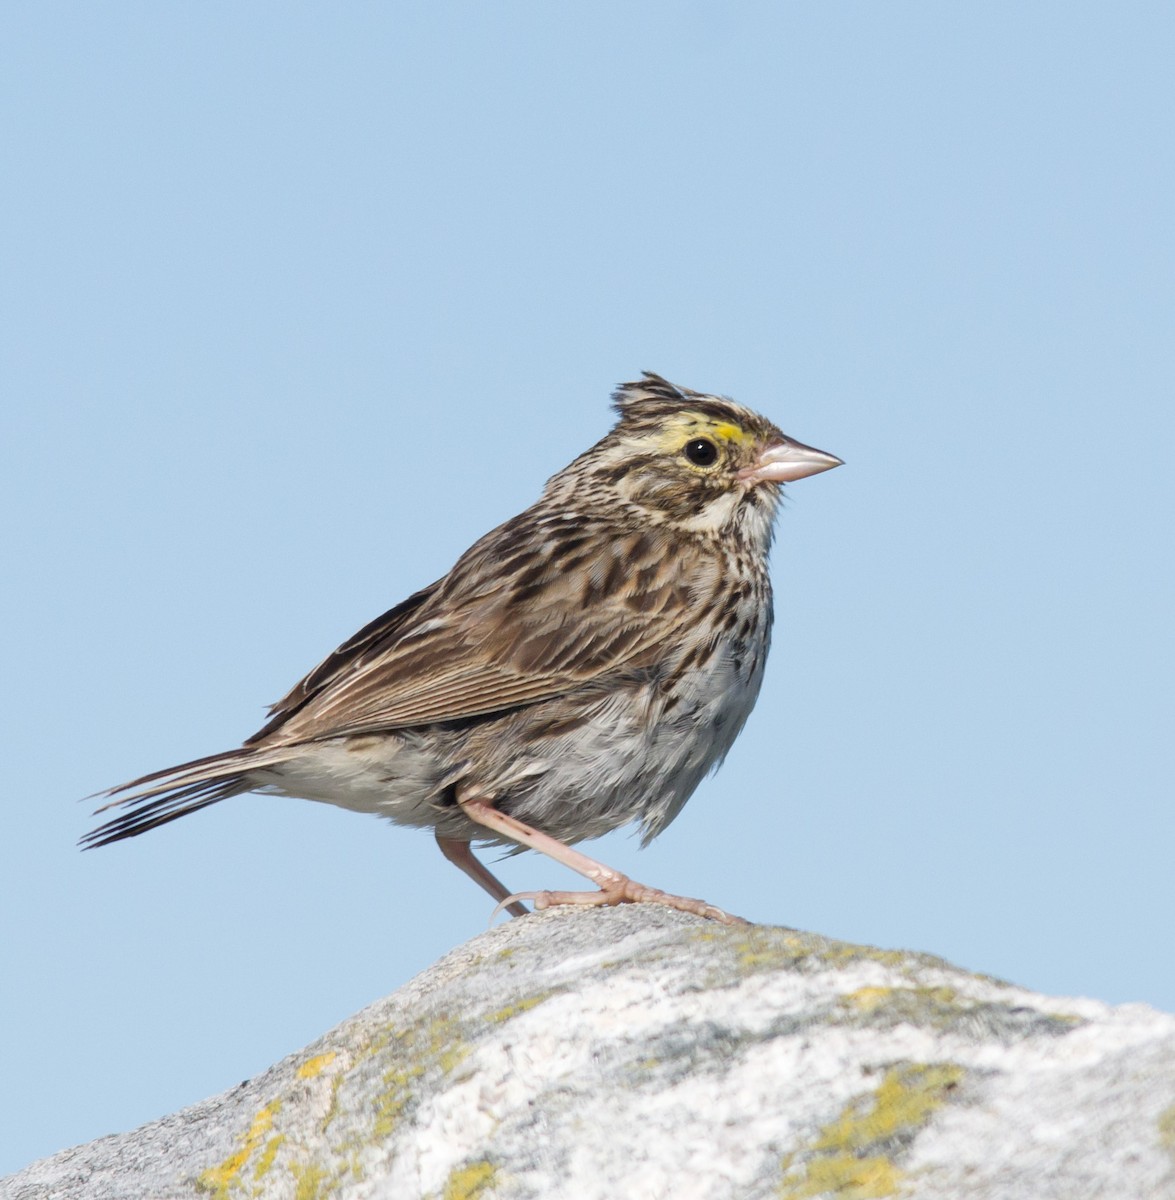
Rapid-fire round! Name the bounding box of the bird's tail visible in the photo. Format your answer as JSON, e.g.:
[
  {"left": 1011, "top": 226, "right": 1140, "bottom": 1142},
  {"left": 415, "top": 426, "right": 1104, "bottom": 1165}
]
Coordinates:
[{"left": 80, "top": 745, "right": 295, "bottom": 848}]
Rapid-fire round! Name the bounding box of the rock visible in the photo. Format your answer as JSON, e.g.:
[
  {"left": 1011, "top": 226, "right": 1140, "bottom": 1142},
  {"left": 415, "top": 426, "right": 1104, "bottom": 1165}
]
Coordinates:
[{"left": 4, "top": 907, "right": 1175, "bottom": 1199}]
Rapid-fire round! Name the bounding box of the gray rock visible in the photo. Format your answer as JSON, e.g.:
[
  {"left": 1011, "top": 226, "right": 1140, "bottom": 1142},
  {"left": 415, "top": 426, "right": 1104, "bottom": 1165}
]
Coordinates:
[{"left": 4, "top": 908, "right": 1175, "bottom": 1199}]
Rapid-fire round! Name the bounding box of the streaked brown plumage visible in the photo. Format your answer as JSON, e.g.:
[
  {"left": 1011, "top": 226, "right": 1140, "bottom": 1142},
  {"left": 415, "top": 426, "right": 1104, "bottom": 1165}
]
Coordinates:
[{"left": 84, "top": 372, "right": 841, "bottom": 923}]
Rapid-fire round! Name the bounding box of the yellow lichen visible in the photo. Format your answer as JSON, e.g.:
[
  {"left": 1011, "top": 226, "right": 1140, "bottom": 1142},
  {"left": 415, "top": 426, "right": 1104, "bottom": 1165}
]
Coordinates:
[
  {"left": 297, "top": 1052, "right": 337, "bottom": 1080},
  {"left": 252, "top": 1134, "right": 285, "bottom": 1182},
  {"left": 703, "top": 926, "right": 914, "bottom": 977},
  {"left": 841, "top": 986, "right": 958, "bottom": 1015},
  {"left": 196, "top": 1100, "right": 282, "bottom": 1198},
  {"left": 443, "top": 1161, "right": 498, "bottom": 1200},
  {"left": 731, "top": 928, "right": 806, "bottom": 971},
  {"left": 372, "top": 1063, "right": 424, "bottom": 1138},
  {"left": 365, "top": 1014, "right": 474, "bottom": 1137},
  {"left": 198, "top": 1008, "right": 490, "bottom": 1195},
  {"left": 439, "top": 1045, "right": 471, "bottom": 1074},
  {"left": 814, "top": 941, "right": 911, "bottom": 972},
  {"left": 843, "top": 987, "right": 894, "bottom": 1013},
  {"left": 292, "top": 1163, "right": 327, "bottom": 1200},
  {"left": 321, "top": 1071, "right": 346, "bottom": 1134},
  {"left": 783, "top": 1153, "right": 903, "bottom": 1199},
  {"left": 818, "top": 1063, "right": 963, "bottom": 1150},
  {"left": 423, "top": 1014, "right": 471, "bottom": 1075},
  {"left": 780, "top": 1062, "right": 964, "bottom": 1199},
  {"left": 487, "top": 993, "right": 552, "bottom": 1024},
  {"left": 1160, "top": 1103, "right": 1175, "bottom": 1156}
]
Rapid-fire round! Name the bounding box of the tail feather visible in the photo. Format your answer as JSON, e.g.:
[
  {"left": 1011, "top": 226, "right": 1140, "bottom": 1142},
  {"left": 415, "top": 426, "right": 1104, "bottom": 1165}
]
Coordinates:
[{"left": 81, "top": 746, "right": 294, "bottom": 849}]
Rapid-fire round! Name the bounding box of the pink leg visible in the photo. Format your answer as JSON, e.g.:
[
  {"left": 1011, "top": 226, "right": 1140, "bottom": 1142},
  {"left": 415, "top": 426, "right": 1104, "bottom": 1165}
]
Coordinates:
[
  {"left": 435, "top": 833, "right": 530, "bottom": 919},
  {"left": 456, "top": 791, "right": 748, "bottom": 926}
]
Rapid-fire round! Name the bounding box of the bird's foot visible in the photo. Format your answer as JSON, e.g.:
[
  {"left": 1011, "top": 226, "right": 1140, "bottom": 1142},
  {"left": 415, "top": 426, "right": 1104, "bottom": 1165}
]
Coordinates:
[
  {"left": 456, "top": 792, "right": 749, "bottom": 926},
  {"left": 500, "top": 878, "right": 749, "bottom": 926}
]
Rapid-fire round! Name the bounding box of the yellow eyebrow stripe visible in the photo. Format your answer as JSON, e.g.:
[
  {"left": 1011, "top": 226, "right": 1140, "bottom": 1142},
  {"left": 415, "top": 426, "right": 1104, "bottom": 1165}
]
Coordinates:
[
  {"left": 648, "top": 413, "right": 755, "bottom": 454},
  {"left": 710, "top": 421, "right": 753, "bottom": 446}
]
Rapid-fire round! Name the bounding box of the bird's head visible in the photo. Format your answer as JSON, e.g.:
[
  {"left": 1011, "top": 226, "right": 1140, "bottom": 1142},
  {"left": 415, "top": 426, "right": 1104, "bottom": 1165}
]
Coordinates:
[{"left": 549, "top": 372, "right": 841, "bottom": 548}]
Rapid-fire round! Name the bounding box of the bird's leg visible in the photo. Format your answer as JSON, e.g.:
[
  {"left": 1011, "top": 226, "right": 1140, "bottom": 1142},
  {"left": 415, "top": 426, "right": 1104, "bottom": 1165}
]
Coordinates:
[
  {"left": 435, "top": 833, "right": 530, "bottom": 919},
  {"left": 456, "top": 790, "right": 748, "bottom": 926}
]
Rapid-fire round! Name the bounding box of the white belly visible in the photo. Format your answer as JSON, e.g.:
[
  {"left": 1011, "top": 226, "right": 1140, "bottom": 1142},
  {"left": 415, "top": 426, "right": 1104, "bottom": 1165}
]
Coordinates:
[{"left": 248, "top": 629, "right": 767, "bottom": 847}]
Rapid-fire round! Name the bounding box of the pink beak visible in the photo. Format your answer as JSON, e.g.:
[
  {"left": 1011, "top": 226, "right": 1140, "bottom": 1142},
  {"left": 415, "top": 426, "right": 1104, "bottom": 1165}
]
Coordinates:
[{"left": 739, "top": 438, "right": 843, "bottom": 486}]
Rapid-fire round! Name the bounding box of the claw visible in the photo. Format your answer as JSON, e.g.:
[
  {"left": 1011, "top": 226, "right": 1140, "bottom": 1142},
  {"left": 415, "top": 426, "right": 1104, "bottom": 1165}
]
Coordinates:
[{"left": 489, "top": 891, "right": 537, "bottom": 925}]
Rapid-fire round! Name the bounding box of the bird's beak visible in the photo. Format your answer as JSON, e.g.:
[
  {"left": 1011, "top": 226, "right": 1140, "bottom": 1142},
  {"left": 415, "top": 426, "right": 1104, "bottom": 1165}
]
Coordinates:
[{"left": 739, "top": 438, "right": 843, "bottom": 486}]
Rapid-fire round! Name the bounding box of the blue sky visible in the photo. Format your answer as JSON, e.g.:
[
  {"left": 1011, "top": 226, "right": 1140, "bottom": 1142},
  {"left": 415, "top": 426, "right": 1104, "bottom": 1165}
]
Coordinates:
[{"left": 3, "top": 1, "right": 1173, "bottom": 1176}]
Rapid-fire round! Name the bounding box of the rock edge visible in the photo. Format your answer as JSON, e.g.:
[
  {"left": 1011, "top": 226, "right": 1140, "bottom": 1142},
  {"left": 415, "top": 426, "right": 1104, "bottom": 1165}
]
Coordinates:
[{"left": 4, "top": 908, "right": 1175, "bottom": 1200}]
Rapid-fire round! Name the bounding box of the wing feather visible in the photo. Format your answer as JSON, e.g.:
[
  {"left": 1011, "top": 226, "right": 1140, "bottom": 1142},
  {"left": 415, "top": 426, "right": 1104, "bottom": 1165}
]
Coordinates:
[{"left": 253, "top": 513, "right": 714, "bottom": 744}]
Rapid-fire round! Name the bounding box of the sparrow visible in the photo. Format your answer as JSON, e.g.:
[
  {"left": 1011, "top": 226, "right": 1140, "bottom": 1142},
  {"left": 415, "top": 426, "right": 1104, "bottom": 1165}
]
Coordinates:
[{"left": 84, "top": 372, "right": 841, "bottom": 925}]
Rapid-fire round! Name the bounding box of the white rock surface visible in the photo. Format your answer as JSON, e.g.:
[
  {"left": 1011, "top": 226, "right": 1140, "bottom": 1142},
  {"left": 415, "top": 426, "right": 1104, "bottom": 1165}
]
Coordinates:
[{"left": 4, "top": 908, "right": 1175, "bottom": 1199}]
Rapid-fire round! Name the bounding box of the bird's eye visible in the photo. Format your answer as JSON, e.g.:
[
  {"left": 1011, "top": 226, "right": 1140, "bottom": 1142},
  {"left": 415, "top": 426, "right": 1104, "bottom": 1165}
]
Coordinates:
[{"left": 683, "top": 438, "right": 719, "bottom": 467}]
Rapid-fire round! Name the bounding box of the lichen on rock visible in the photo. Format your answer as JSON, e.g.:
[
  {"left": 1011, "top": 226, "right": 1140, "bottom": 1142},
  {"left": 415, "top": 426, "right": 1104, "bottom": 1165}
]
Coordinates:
[{"left": 4, "top": 908, "right": 1175, "bottom": 1200}]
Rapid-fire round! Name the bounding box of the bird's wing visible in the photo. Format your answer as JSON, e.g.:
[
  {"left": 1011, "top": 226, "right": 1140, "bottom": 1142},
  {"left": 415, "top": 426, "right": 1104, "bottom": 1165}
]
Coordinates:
[
  {"left": 256, "top": 519, "right": 717, "bottom": 744},
  {"left": 247, "top": 581, "right": 441, "bottom": 742}
]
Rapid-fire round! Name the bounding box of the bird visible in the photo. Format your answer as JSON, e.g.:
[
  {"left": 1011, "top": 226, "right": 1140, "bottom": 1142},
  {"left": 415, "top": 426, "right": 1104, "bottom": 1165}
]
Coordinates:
[{"left": 83, "top": 372, "right": 841, "bottom": 925}]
